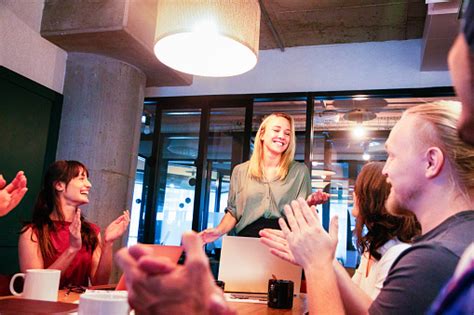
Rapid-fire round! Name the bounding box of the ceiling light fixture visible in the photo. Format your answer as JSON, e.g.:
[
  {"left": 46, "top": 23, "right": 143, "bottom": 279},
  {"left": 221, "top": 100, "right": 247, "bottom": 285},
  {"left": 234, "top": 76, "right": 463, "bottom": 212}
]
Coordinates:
[
  {"left": 352, "top": 125, "right": 366, "bottom": 139},
  {"left": 343, "top": 109, "right": 377, "bottom": 122},
  {"left": 154, "top": 0, "right": 261, "bottom": 77},
  {"left": 311, "top": 167, "right": 337, "bottom": 178}
]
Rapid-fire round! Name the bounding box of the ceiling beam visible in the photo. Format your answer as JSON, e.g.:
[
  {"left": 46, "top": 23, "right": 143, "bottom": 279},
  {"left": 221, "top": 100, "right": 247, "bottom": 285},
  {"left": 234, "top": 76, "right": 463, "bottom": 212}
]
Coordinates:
[{"left": 259, "top": 0, "right": 285, "bottom": 52}]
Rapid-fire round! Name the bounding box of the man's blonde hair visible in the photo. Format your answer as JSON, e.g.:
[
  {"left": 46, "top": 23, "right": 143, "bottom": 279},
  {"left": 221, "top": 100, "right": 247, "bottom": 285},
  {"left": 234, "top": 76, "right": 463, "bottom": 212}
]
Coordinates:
[
  {"left": 248, "top": 112, "right": 296, "bottom": 181},
  {"left": 405, "top": 101, "right": 474, "bottom": 199}
]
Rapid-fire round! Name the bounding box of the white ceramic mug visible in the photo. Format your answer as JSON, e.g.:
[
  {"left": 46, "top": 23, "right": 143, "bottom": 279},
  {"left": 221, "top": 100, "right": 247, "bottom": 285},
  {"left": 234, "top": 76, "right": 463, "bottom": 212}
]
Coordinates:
[
  {"left": 9, "top": 269, "right": 61, "bottom": 301},
  {"left": 79, "top": 291, "right": 129, "bottom": 315}
]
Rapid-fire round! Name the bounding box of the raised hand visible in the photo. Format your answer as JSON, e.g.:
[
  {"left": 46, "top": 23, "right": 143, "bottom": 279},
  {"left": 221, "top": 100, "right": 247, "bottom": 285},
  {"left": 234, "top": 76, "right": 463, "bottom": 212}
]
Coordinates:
[
  {"left": 104, "top": 210, "right": 130, "bottom": 243},
  {"left": 69, "top": 208, "right": 82, "bottom": 251},
  {"left": 0, "top": 171, "right": 28, "bottom": 216},
  {"left": 259, "top": 228, "right": 298, "bottom": 265},
  {"left": 199, "top": 228, "right": 222, "bottom": 244},
  {"left": 306, "top": 190, "right": 330, "bottom": 207},
  {"left": 280, "top": 198, "right": 338, "bottom": 269}
]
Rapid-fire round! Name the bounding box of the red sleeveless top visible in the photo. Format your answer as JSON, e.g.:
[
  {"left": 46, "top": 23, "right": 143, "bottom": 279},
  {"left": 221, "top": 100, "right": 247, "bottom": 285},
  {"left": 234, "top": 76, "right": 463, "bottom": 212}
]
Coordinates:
[{"left": 42, "top": 221, "right": 100, "bottom": 288}]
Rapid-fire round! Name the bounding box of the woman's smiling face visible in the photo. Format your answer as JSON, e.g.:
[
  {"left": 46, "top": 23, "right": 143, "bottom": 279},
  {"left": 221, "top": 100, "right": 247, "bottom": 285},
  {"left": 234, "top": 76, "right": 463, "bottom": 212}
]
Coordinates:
[
  {"left": 57, "top": 168, "right": 92, "bottom": 207},
  {"left": 261, "top": 116, "right": 291, "bottom": 156}
]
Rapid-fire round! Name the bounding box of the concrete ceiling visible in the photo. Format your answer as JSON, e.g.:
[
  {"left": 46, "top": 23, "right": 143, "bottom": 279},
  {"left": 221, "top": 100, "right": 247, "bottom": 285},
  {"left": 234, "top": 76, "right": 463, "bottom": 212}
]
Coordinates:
[
  {"left": 258, "top": 0, "right": 461, "bottom": 71},
  {"left": 258, "top": 0, "right": 427, "bottom": 50},
  {"left": 41, "top": 0, "right": 461, "bottom": 87}
]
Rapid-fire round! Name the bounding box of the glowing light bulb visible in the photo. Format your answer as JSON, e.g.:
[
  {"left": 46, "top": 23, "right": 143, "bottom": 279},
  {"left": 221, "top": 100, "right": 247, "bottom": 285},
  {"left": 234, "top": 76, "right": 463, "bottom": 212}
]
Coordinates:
[
  {"left": 353, "top": 125, "right": 366, "bottom": 139},
  {"left": 192, "top": 20, "right": 218, "bottom": 35}
]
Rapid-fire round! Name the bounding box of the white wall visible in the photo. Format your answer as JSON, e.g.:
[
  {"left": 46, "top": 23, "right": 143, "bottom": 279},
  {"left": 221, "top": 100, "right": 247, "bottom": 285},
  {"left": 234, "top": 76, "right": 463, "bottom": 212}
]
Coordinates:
[
  {"left": 0, "top": 2, "right": 67, "bottom": 93},
  {"left": 147, "top": 39, "right": 452, "bottom": 97}
]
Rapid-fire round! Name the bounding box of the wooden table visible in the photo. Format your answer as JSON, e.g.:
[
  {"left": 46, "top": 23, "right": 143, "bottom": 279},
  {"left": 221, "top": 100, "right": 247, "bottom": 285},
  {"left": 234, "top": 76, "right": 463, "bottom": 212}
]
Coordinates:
[
  {"left": 58, "top": 290, "right": 307, "bottom": 314},
  {"left": 0, "top": 290, "right": 79, "bottom": 314},
  {"left": 57, "top": 289, "right": 81, "bottom": 304},
  {"left": 1, "top": 290, "right": 306, "bottom": 314},
  {"left": 229, "top": 294, "right": 306, "bottom": 314}
]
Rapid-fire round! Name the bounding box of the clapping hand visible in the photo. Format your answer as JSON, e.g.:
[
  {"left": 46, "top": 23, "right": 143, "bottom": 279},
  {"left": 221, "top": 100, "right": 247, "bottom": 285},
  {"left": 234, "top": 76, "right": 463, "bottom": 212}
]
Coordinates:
[
  {"left": 0, "top": 171, "right": 28, "bottom": 216},
  {"left": 283, "top": 198, "right": 338, "bottom": 269},
  {"left": 259, "top": 228, "right": 298, "bottom": 265},
  {"left": 69, "top": 208, "right": 82, "bottom": 251},
  {"left": 104, "top": 210, "right": 130, "bottom": 243},
  {"left": 261, "top": 198, "right": 339, "bottom": 270},
  {"left": 116, "top": 231, "right": 235, "bottom": 315}
]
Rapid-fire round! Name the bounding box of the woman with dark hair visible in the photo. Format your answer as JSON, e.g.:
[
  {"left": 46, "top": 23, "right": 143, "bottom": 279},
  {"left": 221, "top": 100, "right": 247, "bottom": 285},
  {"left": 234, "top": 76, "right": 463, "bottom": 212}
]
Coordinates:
[
  {"left": 351, "top": 161, "right": 420, "bottom": 299},
  {"left": 19, "top": 160, "right": 130, "bottom": 288}
]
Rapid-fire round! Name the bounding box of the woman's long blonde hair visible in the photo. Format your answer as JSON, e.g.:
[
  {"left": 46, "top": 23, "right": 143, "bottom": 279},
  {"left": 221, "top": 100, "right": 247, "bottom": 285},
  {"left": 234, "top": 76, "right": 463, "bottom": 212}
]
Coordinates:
[{"left": 248, "top": 112, "right": 296, "bottom": 181}]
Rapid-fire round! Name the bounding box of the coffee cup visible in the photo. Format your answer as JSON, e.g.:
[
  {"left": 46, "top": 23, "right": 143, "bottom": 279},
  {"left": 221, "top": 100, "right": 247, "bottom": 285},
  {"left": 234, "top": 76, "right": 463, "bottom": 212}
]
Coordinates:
[
  {"left": 215, "top": 280, "right": 225, "bottom": 290},
  {"left": 9, "top": 269, "right": 61, "bottom": 301},
  {"left": 79, "top": 291, "right": 129, "bottom": 315},
  {"left": 268, "top": 279, "right": 294, "bottom": 309}
]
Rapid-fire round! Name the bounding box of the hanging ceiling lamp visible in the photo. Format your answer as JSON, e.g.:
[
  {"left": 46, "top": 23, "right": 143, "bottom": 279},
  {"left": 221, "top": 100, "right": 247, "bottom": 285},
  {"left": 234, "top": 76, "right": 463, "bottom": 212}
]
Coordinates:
[{"left": 154, "top": 0, "right": 261, "bottom": 77}]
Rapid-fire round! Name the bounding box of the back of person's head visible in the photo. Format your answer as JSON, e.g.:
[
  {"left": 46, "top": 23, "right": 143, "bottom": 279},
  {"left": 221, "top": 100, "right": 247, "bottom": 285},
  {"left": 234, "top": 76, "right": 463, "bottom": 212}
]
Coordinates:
[
  {"left": 354, "top": 162, "right": 420, "bottom": 260},
  {"left": 404, "top": 101, "right": 474, "bottom": 201},
  {"left": 27, "top": 160, "right": 97, "bottom": 259},
  {"left": 249, "top": 112, "right": 296, "bottom": 180},
  {"left": 448, "top": 0, "right": 474, "bottom": 145}
]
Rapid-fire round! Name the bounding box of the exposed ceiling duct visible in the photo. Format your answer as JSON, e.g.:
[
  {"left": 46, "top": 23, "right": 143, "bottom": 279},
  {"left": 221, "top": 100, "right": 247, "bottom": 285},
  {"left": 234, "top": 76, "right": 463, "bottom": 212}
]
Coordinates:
[{"left": 420, "top": 0, "right": 462, "bottom": 71}]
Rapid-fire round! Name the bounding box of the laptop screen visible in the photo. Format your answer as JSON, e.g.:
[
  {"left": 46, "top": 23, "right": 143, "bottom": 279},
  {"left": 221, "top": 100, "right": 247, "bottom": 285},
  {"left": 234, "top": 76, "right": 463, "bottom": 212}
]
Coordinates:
[{"left": 218, "top": 236, "right": 302, "bottom": 294}]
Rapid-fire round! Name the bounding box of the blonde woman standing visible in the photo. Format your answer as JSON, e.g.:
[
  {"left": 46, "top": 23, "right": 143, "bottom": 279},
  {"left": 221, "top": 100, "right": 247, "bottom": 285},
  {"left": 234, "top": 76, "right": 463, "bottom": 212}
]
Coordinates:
[{"left": 200, "top": 112, "right": 328, "bottom": 243}]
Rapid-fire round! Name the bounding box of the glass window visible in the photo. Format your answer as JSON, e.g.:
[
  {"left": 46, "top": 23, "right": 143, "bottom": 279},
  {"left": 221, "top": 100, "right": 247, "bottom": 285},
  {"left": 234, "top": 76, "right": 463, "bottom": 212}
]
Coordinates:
[
  {"left": 137, "top": 91, "right": 457, "bottom": 262},
  {"left": 313, "top": 97, "right": 395, "bottom": 266},
  {"left": 312, "top": 95, "right": 457, "bottom": 266},
  {"left": 204, "top": 107, "right": 246, "bottom": 249},
  {"left": 128, "top": 103, "right": 156, "bottom": 246},
  {"left": 128, "top": 156, "right": 145, "bottom": 246},
  {"left": 154, "top": 109, "right": 201, "bottom": 245}
]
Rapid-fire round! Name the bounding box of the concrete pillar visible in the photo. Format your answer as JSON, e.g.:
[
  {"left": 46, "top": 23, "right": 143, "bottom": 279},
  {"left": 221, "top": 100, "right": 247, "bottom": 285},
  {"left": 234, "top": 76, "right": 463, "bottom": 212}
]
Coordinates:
[{"left": 56, "top": 52, "right": 145, "bottom": 281}]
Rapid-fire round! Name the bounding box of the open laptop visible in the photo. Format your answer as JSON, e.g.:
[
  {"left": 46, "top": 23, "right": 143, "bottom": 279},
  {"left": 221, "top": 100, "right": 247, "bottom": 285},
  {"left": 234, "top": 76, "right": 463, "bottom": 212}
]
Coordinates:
[{"left": 218, "top": 236, "right": 302, "bottom": 294}]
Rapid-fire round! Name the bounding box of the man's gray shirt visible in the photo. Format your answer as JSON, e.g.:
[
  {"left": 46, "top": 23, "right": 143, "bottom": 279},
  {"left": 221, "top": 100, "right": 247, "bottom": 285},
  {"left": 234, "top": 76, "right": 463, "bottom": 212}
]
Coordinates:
[{"left": 369, "top": 211, "right": 474, "bottom": 314}]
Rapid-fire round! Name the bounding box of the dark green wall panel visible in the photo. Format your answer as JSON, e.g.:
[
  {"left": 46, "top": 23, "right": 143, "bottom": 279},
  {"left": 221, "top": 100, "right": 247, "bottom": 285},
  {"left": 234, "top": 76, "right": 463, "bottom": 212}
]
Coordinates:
[{"left": 0, "top": 67, "right": 62, "bottom": 274}]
